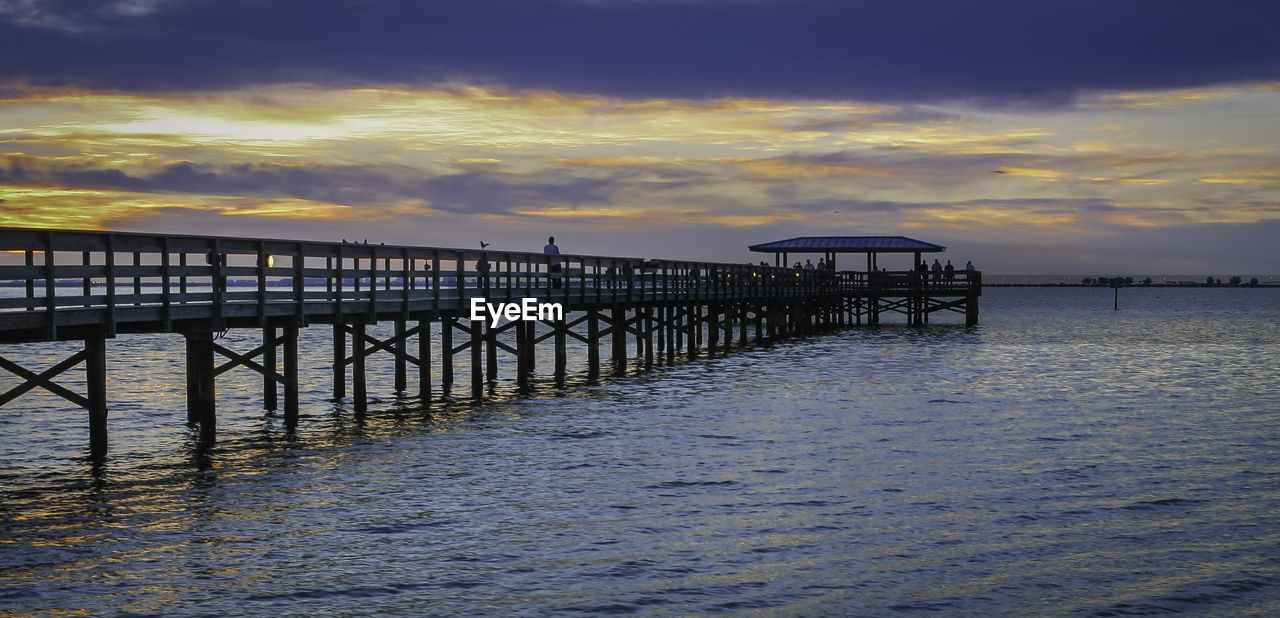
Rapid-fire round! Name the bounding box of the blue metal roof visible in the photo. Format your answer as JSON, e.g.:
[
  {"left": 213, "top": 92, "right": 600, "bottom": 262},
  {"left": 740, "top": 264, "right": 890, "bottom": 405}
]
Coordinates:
[{"left": 749, "top": 236, "right": 945, "bottom": 253}]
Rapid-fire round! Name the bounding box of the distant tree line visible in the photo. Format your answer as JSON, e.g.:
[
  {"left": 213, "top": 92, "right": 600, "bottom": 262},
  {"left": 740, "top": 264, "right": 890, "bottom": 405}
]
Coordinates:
[{"left": 1080, "top": 276, "right": 1261, "bottom": 287}]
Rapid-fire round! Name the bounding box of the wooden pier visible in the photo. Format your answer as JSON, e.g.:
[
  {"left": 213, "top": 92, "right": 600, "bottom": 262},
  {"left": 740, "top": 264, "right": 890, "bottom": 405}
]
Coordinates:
[{"left": 0, "top": 228, "right": 980, "bottom": 455}]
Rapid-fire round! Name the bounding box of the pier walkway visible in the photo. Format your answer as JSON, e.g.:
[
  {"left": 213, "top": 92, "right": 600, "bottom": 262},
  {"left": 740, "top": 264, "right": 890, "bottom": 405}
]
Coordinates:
[{"left": 0, "top": 227, "right": 980, "bottom": 455}]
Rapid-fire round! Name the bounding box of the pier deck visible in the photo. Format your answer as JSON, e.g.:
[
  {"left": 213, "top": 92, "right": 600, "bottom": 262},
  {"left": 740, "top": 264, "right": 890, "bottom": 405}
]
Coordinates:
[{"left": 0, "top": 228, "right": 980, "bottom": 455}]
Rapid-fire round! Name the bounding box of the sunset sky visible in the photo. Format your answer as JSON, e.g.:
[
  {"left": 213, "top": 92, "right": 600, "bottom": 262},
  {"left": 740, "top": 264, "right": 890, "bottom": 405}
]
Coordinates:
[{"left": 3, "top": 0, "right": 1279, "bottom": 275}]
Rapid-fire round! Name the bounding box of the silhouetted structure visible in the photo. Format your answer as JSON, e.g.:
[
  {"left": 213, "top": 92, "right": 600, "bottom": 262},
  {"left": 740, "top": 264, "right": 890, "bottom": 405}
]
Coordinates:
[{"left": 1, "top": 228, "right": 980, "bottom": 455}]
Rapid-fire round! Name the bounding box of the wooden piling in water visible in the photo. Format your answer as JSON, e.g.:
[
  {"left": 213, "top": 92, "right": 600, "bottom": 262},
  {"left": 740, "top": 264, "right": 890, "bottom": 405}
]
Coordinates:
[
  {"left": 441, "top": 318, "right": 454, "bottom": 391},
  {"left": 419, "top": 319, "right": 431, "bottom": 403},
  {"left": 395, "top": 320, "right": 407, "bottom": 392},
  {"left": 86, "top": 335, "right": 108, "bottom": 457},
  {"left": 332, "top": 324, "right": 345, "bottom": 401},
  {"left": 353, "top": 323, "right": 367, "bottom": 415},
  {"left": 471, "top": 320, "right": 483, "bottom": 399},
  {"left": 283, "top": 323, "right": 299, "bottom": 426},
  {"left": 587, "top": 310, "right": 600, "bottom": 380},
  {"left": 263, "top": 327, "right": 277, "bottom": 411},
  {"left": 184, "top": 331, "right": 216, "bottom": 442}
]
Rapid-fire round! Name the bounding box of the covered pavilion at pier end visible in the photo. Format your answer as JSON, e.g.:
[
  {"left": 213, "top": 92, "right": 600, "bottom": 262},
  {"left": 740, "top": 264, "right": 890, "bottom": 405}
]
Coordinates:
[{"left": 748, "top": 235, "right": 947, "bottom": 272}]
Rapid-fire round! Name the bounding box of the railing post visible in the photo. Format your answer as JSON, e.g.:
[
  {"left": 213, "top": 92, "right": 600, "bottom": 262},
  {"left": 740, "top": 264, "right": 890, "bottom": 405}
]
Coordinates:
[
  {"left": 179, "top": 251, "right": 188, "bottom": 298},
  {"left": 161, "top": 237, "right": 172, "bottom": 330},
  {"left": 401, "top": 247, "right": 411, "bottom": 319},
  {"left": 24, "top": 248, "right": 34, "bottom": 312},
  {"left": 367, "top": 246, "right": 377, "bottom": 320},
  {"left": 43, "top": 232, "right": 56, "bottom": 339},
  {"left": 294, "top": 244, "right": 305, "bottom": 325},
  {"left": 105, "top": 235, "right": 116, "bottom": 336},
  {"left": 256, "top": 241, "right": 268, "bottom": 326},
  {"left": 82, "top": 250, "right": 91, "bottom": 308},
  {"left": 210, "top": 239, "right": 224, "bottom": 329},
  {"left": 336, "top": 244, "right": 345, "bottom": 320},
  {"left": 432, "top": 251, "right": 441, "bottom": 305},
  {"left": 132, "top": 251, "right": 141, "bottom": 305}
]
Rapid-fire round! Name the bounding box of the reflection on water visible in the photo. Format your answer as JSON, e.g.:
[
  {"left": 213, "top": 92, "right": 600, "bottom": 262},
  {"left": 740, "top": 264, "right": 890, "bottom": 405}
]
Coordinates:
[{"left": 2, "top": 287, "right": 1280, "bottom": 615}]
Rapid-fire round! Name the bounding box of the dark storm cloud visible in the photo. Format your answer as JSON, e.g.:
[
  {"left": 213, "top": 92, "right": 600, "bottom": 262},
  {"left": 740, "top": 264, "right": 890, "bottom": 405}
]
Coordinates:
[
  {"left": 0, "top": 155, "right": 635, "bottom": 214},
  {"left": 0, "top": 156, "right": 404, "bottom": 204},
  {"left": 3, "top": 0, "right": 1279, "bottom": 104}
]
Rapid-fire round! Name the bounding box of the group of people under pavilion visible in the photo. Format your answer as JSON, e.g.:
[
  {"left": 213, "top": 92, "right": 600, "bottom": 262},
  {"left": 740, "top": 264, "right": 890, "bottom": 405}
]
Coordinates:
[{"left": 747, "top": 235, "right": 975, "bottom": 278}]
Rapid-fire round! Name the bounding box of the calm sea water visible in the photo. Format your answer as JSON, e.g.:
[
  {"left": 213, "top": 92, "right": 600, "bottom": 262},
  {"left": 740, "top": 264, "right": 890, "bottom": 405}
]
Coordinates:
[{"left": 2, "top": 287, "right": 1279, "bottom": 616}]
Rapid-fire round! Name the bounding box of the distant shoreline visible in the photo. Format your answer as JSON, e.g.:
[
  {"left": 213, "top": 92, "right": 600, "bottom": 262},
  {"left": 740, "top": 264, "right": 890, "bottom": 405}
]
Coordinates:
[{"left": 987, "top": 282, "right": 1280, "bottom": 288}]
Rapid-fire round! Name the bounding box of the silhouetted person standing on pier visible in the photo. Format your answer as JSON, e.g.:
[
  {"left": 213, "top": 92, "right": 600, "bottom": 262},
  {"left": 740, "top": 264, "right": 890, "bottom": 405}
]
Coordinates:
[{"left": 544, "top": 236, "right": 562, "bottom": 288}]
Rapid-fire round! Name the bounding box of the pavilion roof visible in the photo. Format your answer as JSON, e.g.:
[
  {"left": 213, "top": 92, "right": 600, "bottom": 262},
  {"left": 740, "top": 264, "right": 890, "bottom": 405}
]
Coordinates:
[{"left": 748, "top": 236, "right": 945, "bottom": 253}]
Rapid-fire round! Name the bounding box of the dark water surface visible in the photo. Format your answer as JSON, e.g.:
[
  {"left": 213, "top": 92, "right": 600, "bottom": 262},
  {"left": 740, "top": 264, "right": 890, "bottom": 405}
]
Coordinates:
[{"left": 3, "top": 287, "right": 1279, "bottom": 615}]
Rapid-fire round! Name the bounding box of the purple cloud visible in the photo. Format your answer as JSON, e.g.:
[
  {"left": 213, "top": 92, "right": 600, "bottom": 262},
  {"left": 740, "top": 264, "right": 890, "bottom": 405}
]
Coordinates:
[{"left": 3, "top": 0, "right": 1279, "bottom": 105}]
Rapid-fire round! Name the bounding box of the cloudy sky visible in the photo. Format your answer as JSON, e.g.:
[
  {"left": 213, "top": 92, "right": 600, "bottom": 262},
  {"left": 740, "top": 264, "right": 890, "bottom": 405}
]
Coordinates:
[{"left": 2, "top": 0, "right": 1279, "bottom": 275}]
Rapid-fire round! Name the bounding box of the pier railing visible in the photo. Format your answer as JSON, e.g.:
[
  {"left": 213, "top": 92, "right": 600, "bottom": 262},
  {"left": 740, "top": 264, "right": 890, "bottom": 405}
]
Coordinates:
[{"left": 0, "top": 228, "right": 979, "bottom": 342}]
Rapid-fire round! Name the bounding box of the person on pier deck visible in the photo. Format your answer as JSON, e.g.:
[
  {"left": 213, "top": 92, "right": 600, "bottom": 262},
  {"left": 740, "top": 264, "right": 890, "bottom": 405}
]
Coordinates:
[{"left": 544, "top": 236, "right": 562, "bottom": 288}]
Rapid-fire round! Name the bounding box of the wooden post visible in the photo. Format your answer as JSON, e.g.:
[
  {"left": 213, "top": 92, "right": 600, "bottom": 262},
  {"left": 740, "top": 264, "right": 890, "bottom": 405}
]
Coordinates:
[
  {"left": 516, "top": 319, "right": 530, "bottom": 390},
  {"left": 554, "top": 314, "right": 567, "bottom": 380},
  {"left": 332, "top": 323, "right": 345, "bottom": 401},
  {"left": 471, "top": 320, "right": 484, "bottom": 399},
  {"left": 643, "top": 306, "right": 653, "bottom": 367},
  {"left": 24, "top": 248, "right": 33, "bottom": 312},
  {"left": 441, "top": 318, "right": 454, "bottom": 391},
  {"left": 724, "top": 303, "right": 733, "bottom": 348},
  {"left": 86, "top": 335, "right": 107, "bottom": 458},
  {"left": 395, "top": 320, "right": 407, "bottom": 392},
  {"left": 353, "top": 322, "right": 367, "bottom": 415},
  {"left": 44, "top": 234, "right": 56, "bottom": 339},
  {"left": 707, "top": 305, "right": 719, "bottom": 354},
  {"left": 526, "top": 319, "right": 537, "bottom": 373},
  {"left": 656, "top": 304, "right": 667, "bottom": 358},
  {"left": 185, "top": 331, "right": 216, "bottom": 443},
  {"left": 673, "top": 306, "right": 683, "bottom": 354},
  {"left": 419, "top": 319, "right": 432, "bottom": 403},
  {"left": 611, "top": 307, "right": 626, "bottom": 365},
  {"left": 665, "top": 305, "right": 676, "bottom": 364},
  {"left": 587, "top": 309, "right": 600, "bottom": 379},
  {"left": 283, "top": 323, "right": 299, "bottom": 426},
  {"left": 635, "top": 308, "right": 645, "bottom": 365},
  {"left": 486, "top": 318, "right": 498, "bottom": 384},
  {"left": 966, "top": 272, "right": 981, "bottom": 326},
  {"left": 687, "top": 305, "right": 698, "bottom": 360},
  {"left": 263, "top": 327, "right": 277, "bottom": 411},
  {"left": 186, "top": 335, "right": 197, "bottom": 422},
  {"left": 82, "top": 250, "right": 91, "bottom": 307},
  {"left": 695, "top": 304, "right": 703, "bottom": 348}
]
